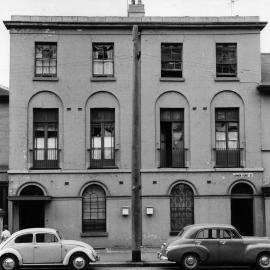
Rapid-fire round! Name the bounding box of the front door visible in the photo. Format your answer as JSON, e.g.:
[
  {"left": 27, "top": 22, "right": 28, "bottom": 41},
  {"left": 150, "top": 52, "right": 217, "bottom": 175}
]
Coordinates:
[
  {"left": 19, "top": 201, "right": 45, "bottom": 229},
  {"left": 218, "top": 229, "right": 245, "bottom": 264},
  {"left": 34, "top": 233, "right": 62, "bottom": 263},
  {"left": 231, "top": 198, "right": 253, "bottom": 236}
]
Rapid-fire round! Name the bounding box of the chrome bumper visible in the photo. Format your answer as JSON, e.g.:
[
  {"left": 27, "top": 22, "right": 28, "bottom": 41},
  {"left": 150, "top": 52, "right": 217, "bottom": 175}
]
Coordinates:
[{"left": 157, "top": 252, "right": 168, "bottom": 261}]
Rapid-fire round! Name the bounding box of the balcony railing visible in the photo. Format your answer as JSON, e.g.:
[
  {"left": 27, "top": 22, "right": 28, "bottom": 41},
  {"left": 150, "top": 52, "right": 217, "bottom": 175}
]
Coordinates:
[
  {"left": 214, "top": 148, "right": 244, "bottom": 168},
  {"left": 31, "top": 148, "right": 60, "bottom": 169},
  {"left": 89, "top": 147, "right": 116, "bottom": 169},
  {"left": 160, "top": 148, "right": 187, "bottom": 168}
]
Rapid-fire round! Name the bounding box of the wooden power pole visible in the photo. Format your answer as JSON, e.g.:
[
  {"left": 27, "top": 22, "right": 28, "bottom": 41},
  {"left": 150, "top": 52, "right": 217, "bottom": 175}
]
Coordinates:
[{"left": 131, "top": 24, "right": 142, "bottom": 262}]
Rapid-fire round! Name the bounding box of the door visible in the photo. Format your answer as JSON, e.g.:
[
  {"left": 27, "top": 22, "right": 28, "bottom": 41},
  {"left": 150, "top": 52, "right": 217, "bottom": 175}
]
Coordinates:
[
  {"left": 172, "top": 122, "right": 184, "bottom": 167},
  {"left": 34, "top": 233, "right": 62, "bottom": 263},
  {"left": 19, "top": 201, "right": 45, "bottom": 229},
  {"left": 218, "top": 229, "right": 245, "bottom": 265},
  {"left": 231, "top": 198, "right": 253, "bottom": 236},
  {"left": 13, "top": 233, "right": 34, "bottom": 264},
  {"left": 195, "top": 229, "right": 219, "bottom": 265}
]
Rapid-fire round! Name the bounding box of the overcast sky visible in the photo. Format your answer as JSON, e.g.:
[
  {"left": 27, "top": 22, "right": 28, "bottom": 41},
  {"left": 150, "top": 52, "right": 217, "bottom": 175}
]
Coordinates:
[{"left": 1, "top": 0, "right": 270, "bottom": 87}]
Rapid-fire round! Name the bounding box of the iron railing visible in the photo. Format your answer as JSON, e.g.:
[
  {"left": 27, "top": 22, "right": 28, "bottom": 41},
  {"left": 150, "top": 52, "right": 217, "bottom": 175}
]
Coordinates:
[
  {"left": 214, "top": 148, "right": 244, "bottom": 168},
  {"left": 32, "top": 148, "right": 60, "bottom": 169},
  {"left": 89, "top": 147, "right": 116, "bottom": 169},
  {"left": 160, "top": 148, "right": 187, "bottom": 168}
]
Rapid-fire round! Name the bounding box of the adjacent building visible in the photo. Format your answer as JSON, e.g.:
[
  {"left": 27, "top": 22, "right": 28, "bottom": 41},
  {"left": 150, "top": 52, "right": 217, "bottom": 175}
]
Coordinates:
[{"left": 3, "top": 1, "right": 270, "bottom": 247}]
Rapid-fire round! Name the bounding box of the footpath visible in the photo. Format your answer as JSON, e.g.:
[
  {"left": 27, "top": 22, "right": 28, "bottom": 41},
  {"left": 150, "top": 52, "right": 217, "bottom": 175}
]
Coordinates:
[{"left": 93, "top": 247, "right": 175, "bottom": 267}]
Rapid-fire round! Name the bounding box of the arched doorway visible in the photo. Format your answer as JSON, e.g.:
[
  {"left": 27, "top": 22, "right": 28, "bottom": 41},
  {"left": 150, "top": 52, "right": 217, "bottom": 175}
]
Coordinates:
[
  {"left": 231, "top": 182, "right": 254, "bottom": 236},
  {"left": 19, "top": 185, "right": 46, "bottom": 229},
  {"left": 170, "top": 183, "right": 194, "bottom": 233}
]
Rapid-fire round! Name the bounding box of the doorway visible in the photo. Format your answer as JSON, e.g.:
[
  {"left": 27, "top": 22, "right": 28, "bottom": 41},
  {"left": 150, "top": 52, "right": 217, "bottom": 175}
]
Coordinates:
[
  {"left": 231, "top": 182, "right": 254, "bottom": 236},
  {"left": 19, "top": 201, "right": 44, "bottom": 229},
  {"left": 18, "top": 185, "right": 46, "bottom": 229}
]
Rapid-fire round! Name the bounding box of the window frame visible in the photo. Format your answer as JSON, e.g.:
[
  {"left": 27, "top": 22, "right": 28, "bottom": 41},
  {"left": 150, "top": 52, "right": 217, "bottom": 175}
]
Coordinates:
[
  {"left": 92, "top": 43, "right": 114, "bottom": 77},
  {"left": 14, "top": 233, "right": 33, "bottom": 244},
  {"left": 90, "top": 108, "right": 115, "bottom": 169},
  {"left": 82, "top": 184, "right": 107, "bottom": 233},
  {"left": 160, "top": 108, "right": 185, "bottom": 168},
  {"left": 34, "top": 42, "right": 57, "bottom": 78},
  {"left": 170, "top": 183, "right": 194, "bottom": 233},
  {"left": 33, "top": 108, "right": 59, "bottom": 169},
  {"left": 215, "top": 108, "right": 241, "bottom": 168},
  {"left": 216, "top": 43, "right": 237, "bottom": 78},
  {"left": 161, "top": 43, "right": 183, "bottom": 78}
]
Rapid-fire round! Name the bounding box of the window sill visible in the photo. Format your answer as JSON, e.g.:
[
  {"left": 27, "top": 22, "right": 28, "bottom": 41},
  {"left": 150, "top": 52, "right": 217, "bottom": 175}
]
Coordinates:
[
  {"left": 159, "top": 77, "right": 185, "bottom": 82},
  {"left": 33, "top": 77, "right": 59, "bottom": 81},
  {"left": 80, "top": 232, "right": 108, "bottom": 237},
  {"left": 214, "top": 77, "right": 240, "bottom": 82},
  {"left": 90, "top": 77, "right": 116, "bottom": 82}
]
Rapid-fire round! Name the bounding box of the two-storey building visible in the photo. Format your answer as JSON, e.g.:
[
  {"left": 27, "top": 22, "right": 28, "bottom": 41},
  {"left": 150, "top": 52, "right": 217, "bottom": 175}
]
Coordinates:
[{"left": 4, "top": 1, "right": 268, "bottom": 247}]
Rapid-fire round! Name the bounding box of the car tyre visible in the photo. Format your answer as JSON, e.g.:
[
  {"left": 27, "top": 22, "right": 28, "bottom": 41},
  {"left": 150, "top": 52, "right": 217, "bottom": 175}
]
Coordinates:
[
  {"left": 0, "top": 254, "right": 19, "bottom": 270},
  {"left": 257, "top": 253, "right": 270, "bottom": 270},
  {"left": 69, "top": 253, "right": 89, "bottom": 270},
  {"left": 181, "top": 253, "right": 199, "bottom": 270}
]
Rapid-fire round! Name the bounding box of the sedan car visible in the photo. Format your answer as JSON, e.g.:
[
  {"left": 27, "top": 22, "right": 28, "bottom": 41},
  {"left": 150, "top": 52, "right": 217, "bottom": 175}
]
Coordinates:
[
  {"left": 0, "top": 228, "right": 99, "bottom": 270},
  {"left": 158, "top": 224, "right": 270, "bottom": 270}
]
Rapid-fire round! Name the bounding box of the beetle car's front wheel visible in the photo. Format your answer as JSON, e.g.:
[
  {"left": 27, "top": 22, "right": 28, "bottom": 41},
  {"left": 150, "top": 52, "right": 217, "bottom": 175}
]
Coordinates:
[
  {"left": 257, "top": 253, "right": 270, "bottom": 270},
  {"left": 0, "top": 254, "right": 19, "bottom": 270},
  {"left": 181, "top": 253, "right": 199, "bottom": 270},
  {"left": 69, "top": 253, "right": 89, "bottom": 270}
]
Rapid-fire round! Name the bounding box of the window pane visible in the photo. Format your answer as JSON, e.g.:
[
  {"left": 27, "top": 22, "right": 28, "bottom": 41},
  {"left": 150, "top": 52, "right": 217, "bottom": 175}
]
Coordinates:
[
  {"left": 104, "top": 60, "right": 113, "bottom": 75},
  {"left": 93, "top": 61, "right": 103, "bottom": 75},
  {"left": 15, "top": 234, "right": 33, "bottom": 243},
  {"left": 35, "top": 43, "right": 57, "bottom": 76},
  {"left": 36, "top": 233, "right": 58, "bottom": 243},
  {"left": 197, "top": 229, "right": 209, "bottom": 239}
]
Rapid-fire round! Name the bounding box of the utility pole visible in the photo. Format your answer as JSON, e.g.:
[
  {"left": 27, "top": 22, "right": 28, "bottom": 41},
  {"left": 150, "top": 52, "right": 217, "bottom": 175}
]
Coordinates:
[{"left": 131, "top": 24, "right": 142, "bottom": 262}]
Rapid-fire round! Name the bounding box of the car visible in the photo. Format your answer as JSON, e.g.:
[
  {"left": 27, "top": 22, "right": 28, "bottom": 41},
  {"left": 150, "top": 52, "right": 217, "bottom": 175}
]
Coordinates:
[
  {"left": 0, "top": 227, "right": 99, "bottom": 270},
  {"left": 158, "top": 223, "right": 270, "bottom": 270}
]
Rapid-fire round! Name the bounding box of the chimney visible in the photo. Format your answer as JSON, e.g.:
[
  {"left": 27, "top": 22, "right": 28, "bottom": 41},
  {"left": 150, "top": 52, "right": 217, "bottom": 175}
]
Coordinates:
[{"left": 128, "top": 0, "right": 145, "bottom": 17}]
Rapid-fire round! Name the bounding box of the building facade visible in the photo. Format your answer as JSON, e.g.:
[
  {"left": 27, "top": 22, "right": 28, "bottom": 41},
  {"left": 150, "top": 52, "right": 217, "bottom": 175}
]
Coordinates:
[{"left": 4, "top": 1, "right": 270, "bottom": 247}]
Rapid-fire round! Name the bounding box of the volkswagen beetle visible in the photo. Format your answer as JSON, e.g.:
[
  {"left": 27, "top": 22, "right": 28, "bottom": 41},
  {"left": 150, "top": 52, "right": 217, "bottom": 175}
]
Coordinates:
[
  {"left": 0, "top": 228, "right": 99, "bottom": 270},
  {"left": 158, "top": 224, "right": 270, "bottom": 270}
]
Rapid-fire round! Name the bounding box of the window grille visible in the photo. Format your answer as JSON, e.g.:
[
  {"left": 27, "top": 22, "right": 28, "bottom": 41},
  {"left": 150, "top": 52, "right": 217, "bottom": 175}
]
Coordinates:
[
  {"left": 82, "top": 185, "right": 106, "bottom": 232},
  {"left": 170, "top": 183, "right": 194, "bottom": 232}
]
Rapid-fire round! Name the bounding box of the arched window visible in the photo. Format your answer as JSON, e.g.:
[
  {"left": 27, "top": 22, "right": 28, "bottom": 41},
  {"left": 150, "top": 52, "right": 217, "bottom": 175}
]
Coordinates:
[
  {"left": 20, "top": 185, "right": 44, "bottom": 196},
  {"left": 170, "top": 183, "right": 194, "bottom": 232},
  {"left": 82, "top": 185, "right": 106, "bottom": 232}
]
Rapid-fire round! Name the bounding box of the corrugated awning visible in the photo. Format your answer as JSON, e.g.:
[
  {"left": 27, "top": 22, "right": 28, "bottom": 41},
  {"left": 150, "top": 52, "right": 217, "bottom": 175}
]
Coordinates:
[{"left": 8, "top": 196, "right": 52, "bottom": 201}]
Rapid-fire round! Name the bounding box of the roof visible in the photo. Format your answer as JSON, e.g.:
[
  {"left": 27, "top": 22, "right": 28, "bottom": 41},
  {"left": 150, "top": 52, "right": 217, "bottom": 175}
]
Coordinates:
[
  {"left": 10, "top": 227, "right": 58, "bottom": 238},
  {"left": 185, "top": 223, "right": 235, "bottom": 230},
  {"left": 4, "top": 15, "right": 267, "bottom": 30}
]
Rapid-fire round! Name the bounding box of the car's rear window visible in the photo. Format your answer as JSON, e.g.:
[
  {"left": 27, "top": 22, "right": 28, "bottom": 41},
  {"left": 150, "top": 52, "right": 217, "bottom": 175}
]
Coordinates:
[{"left": 15, "top": 234, "right": 33, "bottom": 243}]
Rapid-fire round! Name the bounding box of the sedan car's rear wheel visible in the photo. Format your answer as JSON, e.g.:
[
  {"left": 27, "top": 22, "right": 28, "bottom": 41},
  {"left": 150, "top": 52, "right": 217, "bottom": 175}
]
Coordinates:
[
  {"left": 69, "top": 253, "right": 89, "bottom": 270},
  {"left": 181, "top": 253, "right": 199, "bottom": 270},
  {"left": 0, "top": 254, "right": 19, "bottom": 270},
  {"left": 257, "top": 253, "right": 270, "bottom": 270}
]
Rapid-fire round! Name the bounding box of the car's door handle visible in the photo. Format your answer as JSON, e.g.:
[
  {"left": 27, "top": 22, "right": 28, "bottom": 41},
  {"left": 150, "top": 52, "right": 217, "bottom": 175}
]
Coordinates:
[
  {"left": 195, "top": 240, "right": 201, "bottom": 245},
  {"left": 219, "top": 240, "right": 226, "bottom": 245},
  {"left": 34, "top": 245, "right": 38, "bottom": 248}
]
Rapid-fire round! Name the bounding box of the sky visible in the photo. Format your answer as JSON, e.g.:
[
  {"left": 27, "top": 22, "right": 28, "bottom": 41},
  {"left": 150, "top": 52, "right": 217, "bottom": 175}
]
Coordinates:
[{"left": 1, "top": 0, "right": 270, "bottom": 88}]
